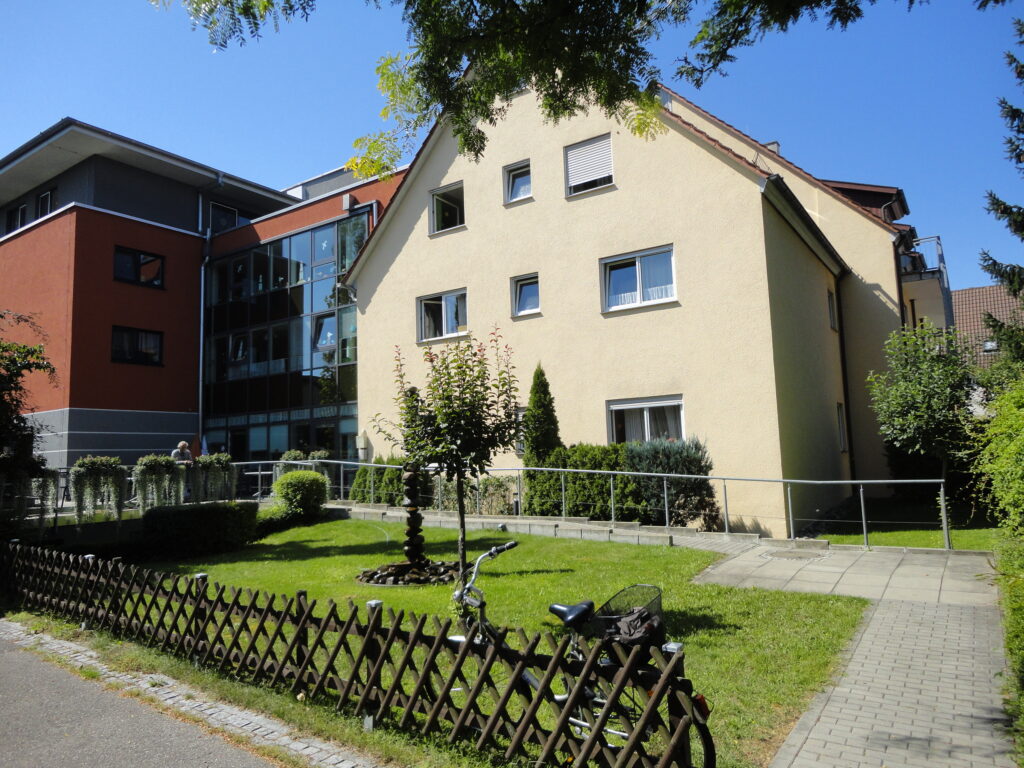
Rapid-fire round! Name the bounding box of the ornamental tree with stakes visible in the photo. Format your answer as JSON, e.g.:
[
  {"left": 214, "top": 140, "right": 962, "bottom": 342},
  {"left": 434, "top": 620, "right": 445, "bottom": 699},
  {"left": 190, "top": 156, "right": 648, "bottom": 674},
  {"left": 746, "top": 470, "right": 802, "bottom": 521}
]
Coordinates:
[{"left": 374, "top": 330, "right": 520, "bottom": 583}]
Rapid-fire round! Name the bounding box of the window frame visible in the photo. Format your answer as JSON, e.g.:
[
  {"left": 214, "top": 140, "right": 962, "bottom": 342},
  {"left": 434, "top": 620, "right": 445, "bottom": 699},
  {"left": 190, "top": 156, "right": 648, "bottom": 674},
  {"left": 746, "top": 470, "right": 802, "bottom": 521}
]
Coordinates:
[
  {"left": 827, "top": 289, "right": 838, "bottom": 331},
  {"left": 511, "top": 273, "right": 540, "bottom": 317},
  {"left": 114, "top": 246, "right": 166, "bottom": 289},
  {"left": 503, "top": 160, "right": 532, "bottom": 204},
  {"left": 210, "top": 202, "right": 239, "bottom": 233},
  {"left": 418, "top": 288, "right": 468, "bottom": 341},
  {"left": 607, "top": 396, "right": 685, "bottom": 444},
  {"left": 429, "top": 182, "right": 466, "bottom": 234},
  {"left": 601, "top": 246, "right": 676, "bottom": 312},
  {"left": 36, "top": 190, "right": 54, "bottom": 218},
  {"left": 6, "top": 203, "right": 27, "bottom": 234},
  {"left": 564, "top": 134, "right": 614, "bottom": 197},
  {"left": 111, "top": 325, "right": 164, "bottom": 366}
]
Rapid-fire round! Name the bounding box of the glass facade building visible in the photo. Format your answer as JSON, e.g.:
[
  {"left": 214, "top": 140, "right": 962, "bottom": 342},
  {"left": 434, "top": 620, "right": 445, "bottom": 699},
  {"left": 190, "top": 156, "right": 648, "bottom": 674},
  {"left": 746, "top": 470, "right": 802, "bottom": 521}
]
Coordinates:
[{"left": 202, "top": 209, "right": 369, "bottom": 461}]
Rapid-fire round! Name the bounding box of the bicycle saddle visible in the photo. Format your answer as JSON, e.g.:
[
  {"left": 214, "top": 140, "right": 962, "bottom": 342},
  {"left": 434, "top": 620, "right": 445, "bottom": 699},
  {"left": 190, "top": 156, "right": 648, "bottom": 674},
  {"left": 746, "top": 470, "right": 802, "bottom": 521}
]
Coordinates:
[{"left": 548, "top": 600, "right": 595, "bottom": 628}]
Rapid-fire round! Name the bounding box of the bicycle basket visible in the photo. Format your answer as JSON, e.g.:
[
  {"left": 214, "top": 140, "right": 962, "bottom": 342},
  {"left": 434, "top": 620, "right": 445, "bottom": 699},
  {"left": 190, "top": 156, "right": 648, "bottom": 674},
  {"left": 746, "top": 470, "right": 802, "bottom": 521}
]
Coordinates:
[{"left": 581, "top": 584, "right": 663, "bottom": 642}]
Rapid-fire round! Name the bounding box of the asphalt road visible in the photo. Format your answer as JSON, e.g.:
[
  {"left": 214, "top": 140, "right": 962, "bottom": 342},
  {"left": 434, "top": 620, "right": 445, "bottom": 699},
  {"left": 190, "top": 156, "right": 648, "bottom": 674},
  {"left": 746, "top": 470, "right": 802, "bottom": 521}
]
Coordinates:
[{"left": 0, "top": 637, "right": 273, "bottom": 768}]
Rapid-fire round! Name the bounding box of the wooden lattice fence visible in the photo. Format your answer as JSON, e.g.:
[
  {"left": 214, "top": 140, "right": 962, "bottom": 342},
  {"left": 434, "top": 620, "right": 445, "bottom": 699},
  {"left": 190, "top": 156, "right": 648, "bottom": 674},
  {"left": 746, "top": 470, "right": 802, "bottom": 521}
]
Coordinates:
[{"left": 1, "top": 542, "right": 712, "bottom": 768}]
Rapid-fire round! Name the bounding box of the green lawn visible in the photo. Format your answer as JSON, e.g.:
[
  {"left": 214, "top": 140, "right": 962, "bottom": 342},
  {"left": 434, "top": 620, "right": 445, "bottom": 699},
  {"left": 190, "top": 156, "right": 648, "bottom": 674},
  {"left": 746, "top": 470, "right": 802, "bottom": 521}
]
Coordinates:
[
  {"left": 142, "top": 518, "right": 867, "bottom": 768},
  {"left": 818, "top": 527, "right": 1000, "bottom": 550}
]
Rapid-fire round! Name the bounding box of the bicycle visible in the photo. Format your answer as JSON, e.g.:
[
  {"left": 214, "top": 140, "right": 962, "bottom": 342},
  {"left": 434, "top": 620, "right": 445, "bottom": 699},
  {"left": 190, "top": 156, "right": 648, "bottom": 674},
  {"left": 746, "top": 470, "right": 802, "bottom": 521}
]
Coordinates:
[{"left": 451, "top": 541, "right": 715, "bottom": 768}]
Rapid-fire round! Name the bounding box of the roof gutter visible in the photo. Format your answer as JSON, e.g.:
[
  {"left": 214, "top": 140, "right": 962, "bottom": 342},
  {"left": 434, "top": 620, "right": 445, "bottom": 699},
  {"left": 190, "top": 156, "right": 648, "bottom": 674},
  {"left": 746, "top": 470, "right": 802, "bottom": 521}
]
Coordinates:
[{"left": 760, "top": 174, "right": 849, "bottom": 277}]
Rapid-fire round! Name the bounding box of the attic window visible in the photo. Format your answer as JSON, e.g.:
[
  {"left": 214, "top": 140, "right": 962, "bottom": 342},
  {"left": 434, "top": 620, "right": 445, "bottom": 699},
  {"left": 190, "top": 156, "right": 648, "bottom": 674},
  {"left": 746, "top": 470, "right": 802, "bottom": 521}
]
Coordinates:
[
  {"left": 431, "top": 183, "right": 465, "bottom": 233},
  {"left": 565, "top": 134, "right": 613, "bottom": 196}
]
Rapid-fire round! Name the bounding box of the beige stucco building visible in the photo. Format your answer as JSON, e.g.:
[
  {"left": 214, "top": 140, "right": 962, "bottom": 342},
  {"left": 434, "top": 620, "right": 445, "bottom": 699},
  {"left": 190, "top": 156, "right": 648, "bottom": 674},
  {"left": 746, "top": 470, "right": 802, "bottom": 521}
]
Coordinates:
[{"left": 345, "top": 89, "right": 950, "bottom": 537}]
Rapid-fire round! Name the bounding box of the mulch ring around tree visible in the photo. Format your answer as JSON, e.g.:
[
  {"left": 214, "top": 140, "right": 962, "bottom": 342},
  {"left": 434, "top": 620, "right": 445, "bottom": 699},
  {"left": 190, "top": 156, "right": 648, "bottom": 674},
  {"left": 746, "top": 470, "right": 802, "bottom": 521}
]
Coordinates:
[{"left": 357, "top": 559, "right": 461, "bottom": 586}]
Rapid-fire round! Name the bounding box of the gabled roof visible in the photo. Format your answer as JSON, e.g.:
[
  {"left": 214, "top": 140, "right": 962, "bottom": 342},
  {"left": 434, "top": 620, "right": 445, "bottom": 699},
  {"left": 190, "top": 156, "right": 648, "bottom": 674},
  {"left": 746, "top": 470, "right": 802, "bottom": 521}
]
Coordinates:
[
  {"left": 658, "top": 85, "right": 900, "bottom": 234},
  {"left": 345, "top": 89, "right": 853, "bottom": 284},
  {"left": 0, "top": 118, "right": 296, "bottom": 211}
]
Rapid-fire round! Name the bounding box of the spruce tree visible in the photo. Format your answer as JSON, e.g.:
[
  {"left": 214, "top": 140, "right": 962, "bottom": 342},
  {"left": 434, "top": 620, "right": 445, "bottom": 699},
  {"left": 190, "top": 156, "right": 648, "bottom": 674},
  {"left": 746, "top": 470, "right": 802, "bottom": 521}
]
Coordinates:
[
  {"left": 981, "top": 18, "right": 1024, "bottom": 365},
  {"left": 522, "top": 365, "right": 563, "bottom": 467}
]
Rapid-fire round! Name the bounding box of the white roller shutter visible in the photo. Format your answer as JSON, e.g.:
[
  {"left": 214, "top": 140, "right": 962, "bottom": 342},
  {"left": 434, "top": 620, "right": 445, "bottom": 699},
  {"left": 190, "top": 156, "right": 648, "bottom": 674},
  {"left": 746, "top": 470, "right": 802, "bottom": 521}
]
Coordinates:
[{"left": 565, "top": 134, "right": 612, "bottom": 192}]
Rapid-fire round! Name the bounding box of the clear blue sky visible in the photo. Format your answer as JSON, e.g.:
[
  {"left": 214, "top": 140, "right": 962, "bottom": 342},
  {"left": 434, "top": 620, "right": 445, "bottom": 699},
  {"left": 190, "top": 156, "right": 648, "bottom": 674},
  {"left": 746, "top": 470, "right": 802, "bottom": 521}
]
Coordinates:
[{"left": 2, "top": 1, "right": 1020, "bottom": 290}]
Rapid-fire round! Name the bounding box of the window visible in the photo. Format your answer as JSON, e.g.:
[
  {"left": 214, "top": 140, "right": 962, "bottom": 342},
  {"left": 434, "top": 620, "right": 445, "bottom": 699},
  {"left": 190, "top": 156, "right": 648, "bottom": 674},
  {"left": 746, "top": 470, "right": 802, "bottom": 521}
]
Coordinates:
[
  {"left": 837, "top": 403, "right": 848, "bottom": 453},
  {"left": 36, "top": 190, "right": 54, "bottom": 218},
  {"left": 419, "top": 289, "right": 467, "bottom": 340},
  {"left": 504, "top": 161, "right": 532, "bottom": 203},
  {"left": 111, "top": 326, "right": 163, "bottom": 365},
  {"left": 603, "top": 247, "right": 675, "bottom": 310},
  {"left": 431, "top": 183, "right": 465, "bottom": 233},
  {"left": 114, "top": 247, "right": 164, "bottom": 288},
  {"left": 211, "top": 202, "right": 239, "bottom": 233},
  {"left": 827, "top": 289, "right": 837, "bottom": 330},
  {"left": 5, "top": 204, "right": 27, "bottom": 234},
  {"left": 983, "top": 339, "right": 999, "bottom": 354},
  {"left": 565, "top": 134, "right": 613, "bottom": 195},
  {"left": 609, "top": 397, "right": 683, "bottom": 443},
  {"left": 512, "top": 274, "right": 540, "bottom": 316}
]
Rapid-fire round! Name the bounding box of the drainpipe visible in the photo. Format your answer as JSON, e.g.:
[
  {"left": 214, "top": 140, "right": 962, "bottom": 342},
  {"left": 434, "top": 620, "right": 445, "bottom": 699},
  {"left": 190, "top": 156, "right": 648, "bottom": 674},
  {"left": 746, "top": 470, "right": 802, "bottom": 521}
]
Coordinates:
[
  {"left": 835, "top": 272, "right": 857, "bottom": 480},
  {"left": 196, "top": 173, "right": 224, "bottom": 453}
]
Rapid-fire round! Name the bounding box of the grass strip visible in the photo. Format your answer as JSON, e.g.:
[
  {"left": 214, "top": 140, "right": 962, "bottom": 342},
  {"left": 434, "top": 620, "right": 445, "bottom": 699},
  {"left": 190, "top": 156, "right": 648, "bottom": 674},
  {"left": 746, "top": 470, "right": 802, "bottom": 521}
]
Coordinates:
[{"left": 137, "top": 518, "right": 867, "bottom": 767}]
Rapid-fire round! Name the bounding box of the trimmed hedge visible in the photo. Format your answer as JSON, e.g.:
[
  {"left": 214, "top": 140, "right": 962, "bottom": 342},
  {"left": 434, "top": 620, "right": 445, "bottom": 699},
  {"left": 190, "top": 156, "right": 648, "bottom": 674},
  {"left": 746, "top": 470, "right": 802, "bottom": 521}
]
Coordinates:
[
  {"left": 997, "top": 535, "right": 1024, "bottom": 753},
  {"left": 524, "top": 438, "right": 720, "bottom": 528},
  {"left": 350, "top": 456, "right": 403, "bottom": 505},
  {"left": 142, "top": 501, "right": 257, "bottom": 557}
]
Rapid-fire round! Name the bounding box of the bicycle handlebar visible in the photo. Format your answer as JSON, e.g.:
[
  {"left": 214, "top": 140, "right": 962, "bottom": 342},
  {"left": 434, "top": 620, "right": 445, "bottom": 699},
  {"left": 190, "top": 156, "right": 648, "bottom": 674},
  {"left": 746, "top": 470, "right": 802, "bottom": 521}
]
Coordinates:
[{"left": 455, "top": 541, "right": 519, "bottom": 603}]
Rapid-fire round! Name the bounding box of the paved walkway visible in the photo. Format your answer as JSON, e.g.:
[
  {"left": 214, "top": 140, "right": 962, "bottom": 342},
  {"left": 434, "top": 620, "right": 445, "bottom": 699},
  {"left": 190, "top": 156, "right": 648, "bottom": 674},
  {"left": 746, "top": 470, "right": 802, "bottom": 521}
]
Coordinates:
[
  {"left": 696, "top": 545, "right": 1015, "bottom": 768},
  {"left": 0, "top": 619, "right": 382, "bottom": 768}
]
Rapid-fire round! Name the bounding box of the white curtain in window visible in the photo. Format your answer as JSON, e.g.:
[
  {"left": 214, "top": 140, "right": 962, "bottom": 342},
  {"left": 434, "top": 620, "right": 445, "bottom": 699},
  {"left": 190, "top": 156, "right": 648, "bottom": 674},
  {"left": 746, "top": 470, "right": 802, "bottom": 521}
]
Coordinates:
[
  {"left": 647, "top": 405, "right": 682, "bottom": 441},
  {"left": 607, "top": 261, "right": 638, "bottom": 308},
  {"left": 623, "top": 408, "right": 645, "bottom": 442},
  {"left": 640, "top": 251, "right": 674, "bottom": 302}
]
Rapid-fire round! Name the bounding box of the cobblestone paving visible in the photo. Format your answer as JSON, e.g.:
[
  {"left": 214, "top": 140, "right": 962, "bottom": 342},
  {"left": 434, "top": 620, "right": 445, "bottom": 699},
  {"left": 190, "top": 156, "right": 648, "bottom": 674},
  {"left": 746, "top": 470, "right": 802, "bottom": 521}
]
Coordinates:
[
  {"left": 762, "top": 575, "right": 1015, "bottom": 767},
  {"left": 0, "top": 619, "right": 381, "bottom": 768}
]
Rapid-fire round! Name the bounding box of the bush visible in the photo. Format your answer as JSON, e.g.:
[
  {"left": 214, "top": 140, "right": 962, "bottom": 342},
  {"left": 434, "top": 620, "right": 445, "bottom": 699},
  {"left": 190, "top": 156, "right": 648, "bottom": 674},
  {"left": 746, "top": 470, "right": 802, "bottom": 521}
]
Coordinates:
[
  {"left": 979, "top": 376, "right": 1024, "bottom": 534},
  {"left": 142, "top": 501, "right": 257, "bottom": 557},
  {"left": 274, "top": 470, "right": 328, "bottom": 522},
  {"left": 997, "top": 535, "right": 1024, "bottom": 747},
  {"left": 623, "top": 438, "right": 720, "bottom": 528},
  {"left": 523, "top": 440, "right": 720, "bottom": 526}
]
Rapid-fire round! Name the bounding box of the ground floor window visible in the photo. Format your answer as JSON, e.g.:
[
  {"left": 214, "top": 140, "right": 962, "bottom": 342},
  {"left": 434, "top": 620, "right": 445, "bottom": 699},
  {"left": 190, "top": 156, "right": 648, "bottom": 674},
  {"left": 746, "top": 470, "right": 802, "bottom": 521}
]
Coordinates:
[{"left": 608, "top": 397, "right": 683, "bottom": 443}]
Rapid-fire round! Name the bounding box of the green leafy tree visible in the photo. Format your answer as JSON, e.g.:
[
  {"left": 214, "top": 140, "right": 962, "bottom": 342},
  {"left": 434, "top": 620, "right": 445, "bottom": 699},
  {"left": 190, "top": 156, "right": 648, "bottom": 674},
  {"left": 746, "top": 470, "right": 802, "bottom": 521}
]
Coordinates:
[
  {"left": 981, "top": 18, "right": 1024, "bottom": 368},
  {"left": 163, "top": 0, "right": 963, "bottom": 170},
  {"left": 0, "top": 311, "right": 55, "bottom": 526},
  {"left": 375, "top": 330, "right": 519, "bottom": 579},
  {"left": 867, "top": 319, "right": 973, "bottom": 481}
]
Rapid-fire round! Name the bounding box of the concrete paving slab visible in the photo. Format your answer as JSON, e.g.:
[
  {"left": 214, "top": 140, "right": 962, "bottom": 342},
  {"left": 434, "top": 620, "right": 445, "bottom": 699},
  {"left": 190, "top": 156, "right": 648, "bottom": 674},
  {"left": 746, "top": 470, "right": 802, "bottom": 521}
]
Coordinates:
[
  {"left": 785, "top": 579, "right": 836, "bottom": 594},
  {"left": 834, "top": 573, "right": 891, "bottom": 587},
  {"left": 939, "top": 590, "right": 999, "bottom": 607}
]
